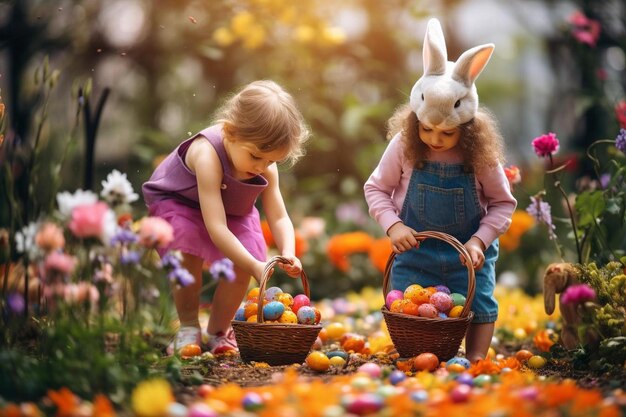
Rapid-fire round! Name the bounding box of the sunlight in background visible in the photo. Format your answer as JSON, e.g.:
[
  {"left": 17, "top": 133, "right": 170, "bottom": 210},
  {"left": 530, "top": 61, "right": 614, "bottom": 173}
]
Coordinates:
[{"left": 99, "top": 0, "right": 146, "bottom": 48}]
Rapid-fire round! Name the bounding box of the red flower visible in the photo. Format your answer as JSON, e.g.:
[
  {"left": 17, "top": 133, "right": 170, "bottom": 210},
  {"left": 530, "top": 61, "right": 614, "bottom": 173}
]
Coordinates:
[
  {"left": 531, "top": 132, "right": 559, "bottom": 157},
  {"left": 615, "top": 101, "right": 626, "bottom": 129}
]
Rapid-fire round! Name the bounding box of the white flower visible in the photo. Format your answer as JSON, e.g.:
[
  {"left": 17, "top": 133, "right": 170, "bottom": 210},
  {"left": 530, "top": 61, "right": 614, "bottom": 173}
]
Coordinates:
[
  {"left": 101, "top": 208, "right": 119, "bottom": 246},
  {"left": 15, "top": 222, "right": 41, "bottom": 259},
  {"left": 100, "top": 169, "right": 139, "bottom": 206},
  {"left": 56, "top": 189, "right": 98, "bottom": 218}
]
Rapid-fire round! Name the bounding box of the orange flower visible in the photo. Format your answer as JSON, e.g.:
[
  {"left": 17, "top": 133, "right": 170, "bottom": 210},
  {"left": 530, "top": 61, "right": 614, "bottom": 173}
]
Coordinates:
[
  {"left": 326, "top": 232, "right": 374, "bottom": 272},
  {"left": 368, "top": 237, "right": 392, "bottom": 273},
  {"left": 260, "top": 220, "right": 274, "bottom": 247},
  {"left": 500, "top": 210, "right": 535, "bottom": 251},
  {"left": 497, "top": 356, "right": 522, "bottom": 370},
  {"left": 210, "top": 383, "right": 244, "bottom": 409},
  {"left": 533, "top": 329, "right": 556, "bottom": 352},
  {"left": 294, "top": 230, "right": 308, "bottom": 258},
  {"left": 467, "top": 356, "right": 501, "bottom": 376},
  {"left": 504, "top": 165, "right": 521, "bottom": 189},
  {"left": 35, "top": 222, "right": 65, "bottom": 252},
  {"left": 541, "top": 380, "right": 578, "bottom": 407},
  {"left": 47, "top": 387, "right": 79, "bottom": 417},
  {"left": 93, "top": 394, "right": 116, "bottom": 417}
]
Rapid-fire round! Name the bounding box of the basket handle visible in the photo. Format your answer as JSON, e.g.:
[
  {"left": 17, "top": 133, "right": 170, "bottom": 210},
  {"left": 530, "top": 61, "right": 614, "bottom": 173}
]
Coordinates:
[
  {"left": 256, "top": 255, "right": 310, "bottom": 323},
  {"left": 382, "top": 231, "right": 476, "bottom": 319}
]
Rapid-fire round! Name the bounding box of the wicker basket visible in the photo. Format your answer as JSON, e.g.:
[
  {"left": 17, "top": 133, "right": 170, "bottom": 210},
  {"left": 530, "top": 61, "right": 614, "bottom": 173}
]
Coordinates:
[
  {"left": 381, "top": 231, "right": 476, "bottom": 361},
  {"left": 232, "top": 255, "right": 322, "bottom": 366}
]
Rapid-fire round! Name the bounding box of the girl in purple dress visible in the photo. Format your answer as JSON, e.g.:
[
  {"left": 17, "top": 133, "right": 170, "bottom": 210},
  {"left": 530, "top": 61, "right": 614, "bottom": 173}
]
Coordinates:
[{"left": 143, "top": 80, "right": 310, "bottom": 355}]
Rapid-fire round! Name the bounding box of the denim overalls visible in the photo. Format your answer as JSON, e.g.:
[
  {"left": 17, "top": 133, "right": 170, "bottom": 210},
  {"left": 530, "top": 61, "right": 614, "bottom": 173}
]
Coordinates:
[{"left": 391, "top": 161, "right": 499, "bottom": 323}]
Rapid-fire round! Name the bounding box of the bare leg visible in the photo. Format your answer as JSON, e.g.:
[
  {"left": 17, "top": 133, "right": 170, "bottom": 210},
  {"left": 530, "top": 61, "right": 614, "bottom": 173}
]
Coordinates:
[
  {"left": 173, "top": 253, "right": 204, "bottom": 328},
  {"left": 207, "top": 266, "right": 252, "bottom": 335},
  {"left": 464, "top": 322, "right": 495, "bottom": 363}
]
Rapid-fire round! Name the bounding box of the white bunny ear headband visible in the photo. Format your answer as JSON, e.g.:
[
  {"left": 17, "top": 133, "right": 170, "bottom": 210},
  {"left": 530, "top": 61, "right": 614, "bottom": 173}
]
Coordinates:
[{"left": 409, "top": 18, "right": 495, "bottom": 129}]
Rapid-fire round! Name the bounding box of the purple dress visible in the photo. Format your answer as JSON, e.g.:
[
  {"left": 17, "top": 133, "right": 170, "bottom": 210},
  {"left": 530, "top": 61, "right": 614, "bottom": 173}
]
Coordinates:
[{"left": 142, "top": 125, "right": 268, "bottom": 264}]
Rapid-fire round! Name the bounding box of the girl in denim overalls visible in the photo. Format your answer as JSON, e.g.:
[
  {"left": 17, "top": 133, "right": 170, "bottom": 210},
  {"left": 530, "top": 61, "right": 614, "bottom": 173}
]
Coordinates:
[{"left": 364, "top": 19, "right": 516, "bottom": 362}]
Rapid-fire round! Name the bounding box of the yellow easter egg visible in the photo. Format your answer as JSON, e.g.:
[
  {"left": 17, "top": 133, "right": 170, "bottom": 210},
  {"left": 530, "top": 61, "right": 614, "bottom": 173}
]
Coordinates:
[
  {"left": 306, "top": 351, "right": 330, "bottom": 372},
  {"left": 325, "top": 322, "right": 346, "bottom": 341},
  {"left": 403, "top": 284, "right": 423, "bottom": 300},
  {"left": 446, "top": 363, "right": 466, "bottom": 373},
  {"left": 246, "top": 315, "right": 258, "bottom": 323},
  {"left": 329, "top": 356, "right": 346, "bottom": 367},
  {"left": 247, "top": 287, "right": 260, "bottom": 300},
  {"left": 527, "top": 355, "right": 547, "bottom": 369},
  {"left": 278, "top": 292, "right": 294, "bottom": 307},
  {"left": 448, "top": 305, "right": 463, "bottom": 318},
  {"left": 278, "top": 310, "right": 298, "bottom": 324}
]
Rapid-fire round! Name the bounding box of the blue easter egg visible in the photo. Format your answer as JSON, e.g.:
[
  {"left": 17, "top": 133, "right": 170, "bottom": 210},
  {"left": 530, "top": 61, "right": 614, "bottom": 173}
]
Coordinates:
[
  {"left": 263, "top": 301, "right": 285, "bottom": 321},
  {"left": 388, "top": 370, "right": 406, "bottom": 385},
  {"left": 296, "top": 306, "right": 317, "bottom": 324},
  {"left": 447, "top": 357, "right": 471, "bottom": 369},
  {"left": 242, "top": 392, "right": 264, "bottom": 411},
  {"left": 234, "top": 306, "right": 246, "bottom": 321},
  {"left": 456, "top": 372, "right": 474, "bottom": 386}
]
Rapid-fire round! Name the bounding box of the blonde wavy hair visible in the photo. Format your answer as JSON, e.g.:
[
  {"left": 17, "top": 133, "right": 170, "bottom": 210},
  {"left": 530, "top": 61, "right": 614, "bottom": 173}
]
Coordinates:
[
  {"left": 387, "top": 103, "right": 505, "bottom": 173},
  {"left": 214, "top": 80, "right": 311, "bottom": 166}
]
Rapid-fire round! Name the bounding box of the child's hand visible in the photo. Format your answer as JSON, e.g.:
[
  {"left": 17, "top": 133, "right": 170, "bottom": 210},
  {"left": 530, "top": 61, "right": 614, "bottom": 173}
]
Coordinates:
[
  {"left": 278, "top": 255, "right": 302, "bottom": 278},
  {"left": 388, "top": 222, "right": 421, "bottom": 254},
  {"left": 462, "top": 236, "right": 486, "bottom": 270}
]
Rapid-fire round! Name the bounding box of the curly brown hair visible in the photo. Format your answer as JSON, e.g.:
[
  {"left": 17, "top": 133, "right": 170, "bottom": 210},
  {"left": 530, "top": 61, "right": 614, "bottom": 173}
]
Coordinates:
[{"left": 387, "top": 103, "right": 505, "bottom": 173}]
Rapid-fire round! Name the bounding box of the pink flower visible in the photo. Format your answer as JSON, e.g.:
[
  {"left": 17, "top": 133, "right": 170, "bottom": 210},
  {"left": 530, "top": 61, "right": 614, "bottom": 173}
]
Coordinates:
[
  {"left": 569, "top": 11, "right": 601, "bottom": 47},
  {"left": 35, "top": 222, "right": 65, "bottom": 252},
  {"left": 532, "top": 132, "right": 560, "bottom": 157},
  {"left": 615, "top": 101, "right": 626, "bottom": 130},
  {"left": 138, "top": 217, "right": 174, "bottom": 249},
  {"left": 561, "top": 283, "right": 596, "bottom": 305},
  {"left": 44, "top": 252, "right": 77, "bottom": 276},
  {"left": 68, "top": 202, "right": 110, "bottom": 239}
]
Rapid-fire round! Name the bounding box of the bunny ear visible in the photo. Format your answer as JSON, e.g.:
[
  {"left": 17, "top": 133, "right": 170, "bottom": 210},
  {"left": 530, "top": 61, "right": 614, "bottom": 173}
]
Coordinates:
[
  {"left": 423, "top": 18, "right": 448, "bottom": 76},
  {"left": 453, "top": 43, "right": 494, "bottom": 86}
]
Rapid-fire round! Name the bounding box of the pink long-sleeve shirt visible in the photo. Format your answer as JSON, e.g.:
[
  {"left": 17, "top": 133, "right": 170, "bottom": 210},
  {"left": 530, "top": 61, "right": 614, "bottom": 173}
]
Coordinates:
[{"left": 364, "top": 133, "right": 517, "bottom": 248}]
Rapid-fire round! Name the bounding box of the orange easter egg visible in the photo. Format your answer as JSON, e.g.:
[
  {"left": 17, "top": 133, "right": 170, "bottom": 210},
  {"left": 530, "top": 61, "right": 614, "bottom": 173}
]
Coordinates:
[
  {"left": 306, "top": 351, "right": 330, "bottom": 372},
  {"left": 413, "top": 352, "right": 439, "bottom": 372},
  {"left": 179, "top": 344, "right": 202, "bottom": 358},
  {"left": 401, "top": 301, "right": 420, "bottom": 316}
]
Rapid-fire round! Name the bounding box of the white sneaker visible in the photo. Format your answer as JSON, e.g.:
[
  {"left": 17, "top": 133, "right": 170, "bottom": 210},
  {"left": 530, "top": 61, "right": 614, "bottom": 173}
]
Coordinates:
[
  {"left": 207, "top": 327, "right": 238, "bottom": 354},
  {"left": 166, "top": 326, "right": 201, "bottom": 355}
]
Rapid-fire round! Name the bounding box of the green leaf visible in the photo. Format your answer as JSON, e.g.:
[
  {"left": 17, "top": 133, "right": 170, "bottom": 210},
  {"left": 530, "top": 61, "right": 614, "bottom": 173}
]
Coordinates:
[{"left": 575, "top": 191, "right": 605, "bottom": 228}]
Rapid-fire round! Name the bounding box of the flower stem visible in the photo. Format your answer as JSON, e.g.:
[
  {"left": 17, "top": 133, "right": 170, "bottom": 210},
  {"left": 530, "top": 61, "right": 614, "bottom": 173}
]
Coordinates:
[{"left": 548, "top": 155, "right": 582, "bottom": 263}]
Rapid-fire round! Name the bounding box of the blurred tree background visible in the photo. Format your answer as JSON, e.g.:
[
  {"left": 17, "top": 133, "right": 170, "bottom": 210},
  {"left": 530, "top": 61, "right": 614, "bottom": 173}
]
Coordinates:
[{"left": 1, "top": 0, "right": 624, "bottom": 297}]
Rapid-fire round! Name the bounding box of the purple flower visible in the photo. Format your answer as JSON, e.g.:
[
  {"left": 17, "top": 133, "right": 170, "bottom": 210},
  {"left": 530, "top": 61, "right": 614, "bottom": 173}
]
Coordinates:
[
  {"left": 561, "top": 284, "right": 596, "bottom": 305},
  {"left": 616, "top": 128, "right": 626, "bottom": 153},
  {"left": 109, "top": 228, "right": 138, "bottom": 245},
  {"left": 160, "top": 252, "right": 182, "bottom": 270},
  {"left": 532, "top": 132, "right": 560, "bottom": 157},
  {"left": 599, "top": 173, "right": 611, "bottom": 189},
  {"left": 168, "top": 267, "right": 195, "bottom": 287},
  {"left": 120, "top": 250, "right": 141, "bottom": 265},
  {"left": 526, "top": 196, "right": 557, "bottom": 240},
  {"left": 7, "top": 292, "right": 25, "bottom": 314},
  {"left": 209, "top": 258, "right": 235, "bottom": 282}
]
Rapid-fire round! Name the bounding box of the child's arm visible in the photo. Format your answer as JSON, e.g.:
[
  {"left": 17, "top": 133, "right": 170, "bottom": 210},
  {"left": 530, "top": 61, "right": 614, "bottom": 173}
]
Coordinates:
[
  {"left": 187, "top": 138, "right": 266, "bottom": 282},
  {"left": 260, "top": 163, "right": 302, "bottom": 277}
]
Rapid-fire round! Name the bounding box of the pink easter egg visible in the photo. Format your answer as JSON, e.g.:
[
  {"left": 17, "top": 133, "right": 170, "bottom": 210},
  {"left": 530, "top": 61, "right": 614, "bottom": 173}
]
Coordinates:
[
  {"left": 357, "top": 362, "right": 382, "bottom": 378},
  {"left": 292, "top": 294, "right": 311, "bottom": 314},
  {"left": 417, "top": 303, "right": 438, "bottom": 318},
  {"left": 385, "top": 290, "right": 404, "bottom": 309},
  {"left": 429, "top": 292, "right": 453, "bottom": 313}
]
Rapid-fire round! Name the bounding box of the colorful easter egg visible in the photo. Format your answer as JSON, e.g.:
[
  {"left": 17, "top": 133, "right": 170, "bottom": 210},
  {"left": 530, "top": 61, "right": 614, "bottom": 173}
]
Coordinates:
[
  {"left": 312, "top": 306, "right": 322, "bottom": 324},
  {"left": 306, "top": 351, "right": 330, "bottom": 372},
  {"left": 244, "top": 302, "right": 259, "bottom": 319},
  {"left": 263, "top": 301, "right": 285, "bottom": 321},
  {"left": 447, "top": 357, "right": 471, "bottom": 369},
  {"left": 401, "top": 301, "right": 420, "bottom": 316},
  {"left": 327, "top": 350, "right": 349, "bottom": 361},
  {"left": 448, "top": 305, "right": 463, "bottom": 318},
  {"left": 264, "top": 286, "right": 283, "bottom": 301},
  {"left": 277, "top": 292, "right": 294, "bottom": 307},
  {"left": 234, "top": 306, "right": 246, "bottom": 321},
  {"left": 329, "top": 356, "right": 346, "bottom": 367},
  {"left": 247, "top": 287, "right": 260, "bottom": 300},
  {"left": 345, "top": 394, "right": 383, "bottom": 415},
  {"left": 450, "top": 293, "right": 466, "bottom": 306},
  {"left": 385, "top": 289, "right": 404, "bottom": 309},
  {"left": 434, "top": 284, "right": 451, "bottom": 294},
  {"left": 296, "top": 305, "right": 317, "bottom": 324},
  {"left": 417, "top": 303, "right": 438, "bottom": 318},
  {"left": 325, "top": 322, "right": 346, "bottom": 340},
  {"left": 409, "top": 288, "right": 431, "bottom": 305},
  {"left": 180, "top": 344, "right": 202, "bottom": 358},
  {"left": 403, "top": 284, "right": 423, "bottom": 301},
  {"left": 292, "top": 294, "right": 311, "bottom": 314},
  {"left": 450, "top": 384, "right": 471, "bottom": 403},
  {"left": 388, "top": 370, "right": 406, "bottom": 385},
  {"left": 430, "top": 291, "right": 453, "bottom": 313},
  {"left": 242, "top": 392, "right": 264, "bottom": 411},
  {"left": 278, "top": 310, "right": 298, "bottom": 324},
  {"left": 413, "top": 352, "right": 439, "bottom": 371},
  {"left": 341, "top": 334, "right": 366, "bottom": 353},
  {"left": 527, "top": 355, "right": 547, "bottom": 368},
  {"left": 357, "top": 362, "right": 382, "bottom": 378}
]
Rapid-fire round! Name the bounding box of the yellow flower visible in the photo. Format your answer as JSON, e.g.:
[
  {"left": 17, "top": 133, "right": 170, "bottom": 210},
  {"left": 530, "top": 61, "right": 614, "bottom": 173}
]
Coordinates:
[
  {"left": 243, "top": 24, "right": 266, "bottom": 49},
  {"left": 231, "top": 11, "right": 255, "bottom": 37},
  {"left": 131, "top": 379, "right": 173, "bottom": 417},
  {"left": 321, "top": 26, "right": 346, "bottom": 45},
  {"left": 213, "top": 27, "right": 235, "bottom": 46},
  {"left": 294, "top": 25, "right": 315, "bottom": 43}
]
